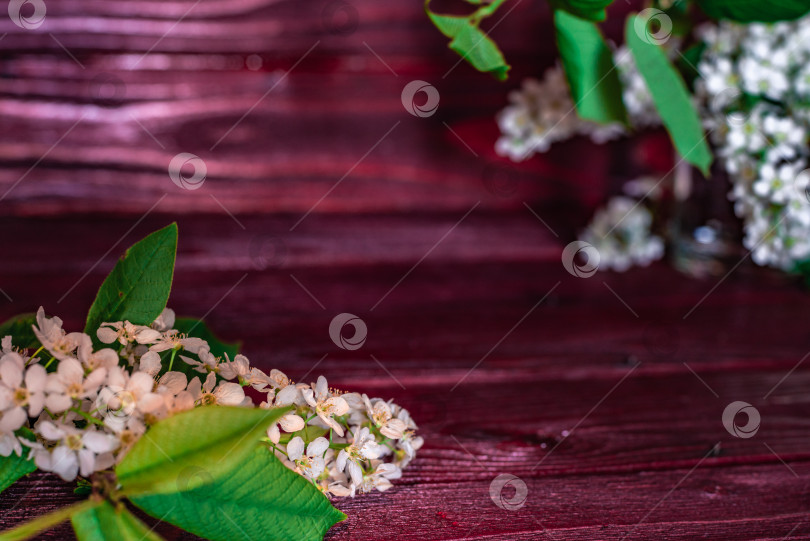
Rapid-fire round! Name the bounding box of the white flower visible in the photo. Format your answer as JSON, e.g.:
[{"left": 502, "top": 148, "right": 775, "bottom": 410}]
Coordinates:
[
  {"left": 357, "top": 462, "right": 402, "bottom": 494},
  {"left": 179, "top": 346, "right": 219, "bottom": 374},
  {"left": 264, "top": 406, "right": 305, "bottom": 444},
  {"left": 76, "top": 335, "right": 118, "bottom": 372},
  {"left": 0, "top": 432, "right": 24, "bottom": 457},
  {"left": 0, "top": 360, "right": 46, "bottom": 432},
  {"left": 363, "top": 395, "right": 407, "bottom": 440},
  {"left": 336, "top": 427, "right": 381, "bottom": 486},
  {"left": 151, "top": 308, "right": 175, "bottom": 332},
  {"left": 97, "top": 321, "right": 161, "bottom": 346},
  {"left": 302, "top": 376, "right": 349, "bottom": 436},
  {"left": 752, "top": 163, "right": 802, "bottom": 204},
  {"left": 45, "top": 358, "right": 107, "bottom": 413},
  {"left": 217, "top": 354, "right": 250, "bottom": 381},
  {"left": 579, "top": 195, "right": 664, "bottom": 272},
  {"left": 286, "top": 436, "right": 329, "bottom": 479},
  {"left": 96, "top": 367, "right": 163, "bottom": 428},
  {"left": 32, "top": 307, "right": 83, "bottom": 361},
  {"left": 187, "top": 372, "right": 244, "bottom": 406},
  {"left": 148, "top": 330, "right": 206, "bottom": 355},
  {"left": 137, "top": 351, "right": 162, "bottom": 377},
  {"left": 34, "top": 421, "right": 117, "bottom": 481},
  {"left": 269, "top": 369, "right": 291, "bottom": 389}
]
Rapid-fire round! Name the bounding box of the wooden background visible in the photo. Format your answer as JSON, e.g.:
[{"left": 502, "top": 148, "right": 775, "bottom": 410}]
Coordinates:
[{"left": 2, "top": 0, "right": 810, "bottom": 539}]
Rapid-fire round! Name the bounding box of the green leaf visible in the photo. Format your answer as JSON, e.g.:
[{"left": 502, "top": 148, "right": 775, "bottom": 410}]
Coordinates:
[
  {"left": 0, "top": 428, "right": 37, "bottom": 495},
  {"left": 550, "top": 0, "right": 614, "bottom": 21},
  {"left": 71, "top": 500, "right": 164, "bottom": 541},
  {"left": 117, "top": 406, "right": 344, "bottom": 541},
  {"left": 426, "top": 5, "right": 510, "bottom": 80},
  {"left": 84, "top": 223, "right": 178, "bottom": 337},
  {"left": 695, "top": 0, "right": 810, "bottom": 22},
  {"left": 554, "top": 10, "right": 628, "bottom": 125},
  {"left": 116, "top": 405, "right": 290, "bottom": 496},
  {"left": 625, "top": 13, "right": 712, "bottom": 175},
  {"left": 129, "top": 444, "right": 345, "bottom": 541},
  {"left": 171, "top": 318, "right": 239, "bottom": 359},
  {"left": 0, "top": 314, "right": 40, "bottom": 351}
]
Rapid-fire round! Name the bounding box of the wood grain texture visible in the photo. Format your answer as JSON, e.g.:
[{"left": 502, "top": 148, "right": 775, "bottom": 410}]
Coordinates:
[
  {"left": 1, "top": 0, "right": 809, "bottom": 539},
  {"left": 2, "top": 215, "right": 810, "bottom": 540}
]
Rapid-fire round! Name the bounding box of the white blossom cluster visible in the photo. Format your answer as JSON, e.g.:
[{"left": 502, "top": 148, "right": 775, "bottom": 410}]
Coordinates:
[
  {"left": 579, "top": 179, "right": 665, "bottom": 272},
  {"left": 0, "top": 308, "right": 421, "bottom": 497},
  {"left": 494, "top": 68, "right": 622, "bottom": 161},
  {"left": 495, "top": 46, "right": 664, "bottom": 161},
  {"left": 695, "top": 15, "right": 810, "bottom": 269}
]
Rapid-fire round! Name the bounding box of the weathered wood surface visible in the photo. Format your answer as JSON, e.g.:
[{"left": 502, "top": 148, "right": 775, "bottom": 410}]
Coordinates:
[{"left": 2, "top": 0, "right": 810, "bottom": 539}]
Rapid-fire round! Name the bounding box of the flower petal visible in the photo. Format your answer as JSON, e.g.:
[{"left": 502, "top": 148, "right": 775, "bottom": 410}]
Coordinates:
[
  {"left": 158, "top": 372, "right": 188, "bottom": 395},
  {"left": 267, "top": 424, "right": 280, "bottom": 444},
  {"left": 58, "top": 358, "right": 84, "bottom": 385},
  {"left": 24, "top": 364, "right": 47, "bottom": 392},
  {"left": 307, "top": 437, "right": 329, "bottom": 457},
  {"left": 128, "top": 372, "right": 155, "bottom": 397},
  {"left": 0, "top": 407, "right": 25, "bottom": 432},
  {"left": 213, "top": 382, "right": 245, "bottom": 406},
  {"left": 138, "top": 351, "right": 162, "bottom": 377},
  {"left": 287, "top": 436, "right": 304, "bottom": 461},
  {"left": 0, "top": 362, "right": 22, "bottom": 389},
  {"left": 83, "top": 431, "right": 118, "bottom": 453},
  {"left": 315, "top": 376, "right": 328, "bottom": 401},
  {"left": 50, "top": 446, "right": 79, "bottom": 482},
  {"left": 279, "top": 414, "right": 305, "bottom": 433},
  {"left": 96, "top": 327, "right": 119, "bottom": 344}
]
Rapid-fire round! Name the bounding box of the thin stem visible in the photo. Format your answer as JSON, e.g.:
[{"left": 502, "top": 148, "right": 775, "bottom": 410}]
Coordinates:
[
  {"left": 43, "top": 357, "right": 56, "bottom": 370},
  {"left": 0, "top": 498, "right": 100, "bottom": 541},
  {"left": 471, "top": 0, "right": 508, "bottom": 24},
  {"left": 167, "top": 348, "right": 178, "bottom": 372},
  {"left": 30, "top": 346, "right": 44, "bottom": 360},
  {"left": 69, "top": 408, "right": 104, "bottom": 427}
]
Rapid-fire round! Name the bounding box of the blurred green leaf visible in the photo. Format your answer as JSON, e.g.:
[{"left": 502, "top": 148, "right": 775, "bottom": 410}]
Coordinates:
[
  {"left": 426, "top": 2, "right": 510, "bottom": 80},
  {"left": 550, "top": 0, "right": 615, "bottom": 22},
  {"left": 695, "top": 0, "right": 810, "bottom": 22},
  {"left": 0, "top": 314, "right": 40, "bottom": 351},
  {"left": 625, "top": 13, "right": 712, "bottom": 175},
  {"left": 71, "top": 500, "right": 164, "bottom": 541},
  {"left": 555, "top": 10, "right": 627, "bottom": 125}
]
